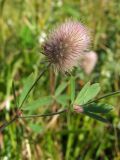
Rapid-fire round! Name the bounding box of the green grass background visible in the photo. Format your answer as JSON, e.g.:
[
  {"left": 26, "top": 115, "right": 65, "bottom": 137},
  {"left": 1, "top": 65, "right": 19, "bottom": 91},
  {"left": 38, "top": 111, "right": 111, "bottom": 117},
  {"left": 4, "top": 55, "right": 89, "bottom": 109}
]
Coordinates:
[{"left": 0, "top": 0, "right": 120, "bottom": 159}]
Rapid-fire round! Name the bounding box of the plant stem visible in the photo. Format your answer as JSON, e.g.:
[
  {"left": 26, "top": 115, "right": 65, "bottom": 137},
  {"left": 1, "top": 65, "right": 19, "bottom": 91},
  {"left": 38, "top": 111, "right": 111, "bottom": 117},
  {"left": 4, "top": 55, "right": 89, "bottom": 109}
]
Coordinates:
[
  {"left": 19, "top": 63, "right": 51, "bottom": 109},
  {"left": 84, "top": 90, "right": 120, "bottom": 106},
  {"left": 12, "top": 81, "right": 18, "bottom": 108},
  {"left": 0, "top": 115, "right": 18, "bottom": 132},
  {"left": 19, "top": 109, "right": 67, "bottom": 118},
  {"left": 0, "top": 109, "right": 67, "bottom": 132},
  {"left": 0, "top": 63, "right": 51, "bottom": 132}
]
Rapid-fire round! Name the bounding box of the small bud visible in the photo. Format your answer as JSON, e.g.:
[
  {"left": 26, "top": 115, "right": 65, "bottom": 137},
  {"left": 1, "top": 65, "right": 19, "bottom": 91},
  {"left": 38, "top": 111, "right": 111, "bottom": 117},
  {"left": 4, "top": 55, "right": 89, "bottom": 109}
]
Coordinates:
[{"left": 73, "top": 105, "right": 84, "bottom": 113}]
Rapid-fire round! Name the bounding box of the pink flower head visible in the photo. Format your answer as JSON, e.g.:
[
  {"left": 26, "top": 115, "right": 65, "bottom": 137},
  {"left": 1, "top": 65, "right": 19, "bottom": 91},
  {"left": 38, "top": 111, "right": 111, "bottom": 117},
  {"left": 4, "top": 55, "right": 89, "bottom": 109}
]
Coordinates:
[
  {"left": 80, "top": 51, "right": 98, "bottom": 75},
  {"left": 42, "top": 20, "right": 91, "bottom": 72}
]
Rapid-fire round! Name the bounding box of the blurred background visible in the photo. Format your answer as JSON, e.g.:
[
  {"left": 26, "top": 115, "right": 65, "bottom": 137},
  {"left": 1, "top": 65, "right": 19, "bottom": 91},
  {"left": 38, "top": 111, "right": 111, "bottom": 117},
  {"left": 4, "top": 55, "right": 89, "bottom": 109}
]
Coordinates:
[{"left": 0, "top": 0, "right": 120, "bottom": 159}]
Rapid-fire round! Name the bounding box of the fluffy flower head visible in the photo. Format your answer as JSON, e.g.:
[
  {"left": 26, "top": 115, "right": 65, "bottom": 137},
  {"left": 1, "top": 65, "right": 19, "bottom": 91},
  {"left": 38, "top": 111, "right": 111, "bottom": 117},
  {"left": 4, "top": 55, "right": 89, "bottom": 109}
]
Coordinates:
[
  {"left": 43, "top": 20, "right": 91, "bottom": 72},
  {"left": 80, "top": 51, "right": 98, "bottom": 75}
]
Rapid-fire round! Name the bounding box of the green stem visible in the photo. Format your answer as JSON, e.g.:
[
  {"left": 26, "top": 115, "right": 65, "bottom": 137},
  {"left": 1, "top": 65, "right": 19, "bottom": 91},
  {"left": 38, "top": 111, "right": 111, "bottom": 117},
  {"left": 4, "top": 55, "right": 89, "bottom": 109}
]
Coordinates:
[
  {"left": 0, "top": 109, "right": 67, "bottom": 132},
  {"left": 19, "top": 109, "right": 67, "bottom": 118},
  {"left": 19, "top": 63, "right": 51, "bottom": 109},
  {"left": 84, "top": 90, "right": 120, "bottom": 106},
  {"left": 12, "top": 81, "right": 18, "bottom": 108},
  {"left": 0, "top": 115, "right": 18, "bottom": 132}
]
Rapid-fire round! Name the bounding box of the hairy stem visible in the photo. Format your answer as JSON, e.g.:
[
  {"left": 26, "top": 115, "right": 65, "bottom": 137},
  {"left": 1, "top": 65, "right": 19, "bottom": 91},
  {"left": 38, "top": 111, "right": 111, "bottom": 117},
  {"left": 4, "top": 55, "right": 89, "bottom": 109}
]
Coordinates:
[
  {"left": 19, "top": 109, "right": 67, "bottom": 118},
  {"left": 19, "top": 63, "right": 51, "bottom": 109},
  {"left": 0, "top": 115, "right": 18, "bottom": 132},
  {"left": 0, "top": 109, "right": 67, "bottom": 132},
  {"left": 12, "top": 81, "right": 18, "bottom": 108},
  {"left": 84, "top": 90, "right": 120, "bottom": 106}
]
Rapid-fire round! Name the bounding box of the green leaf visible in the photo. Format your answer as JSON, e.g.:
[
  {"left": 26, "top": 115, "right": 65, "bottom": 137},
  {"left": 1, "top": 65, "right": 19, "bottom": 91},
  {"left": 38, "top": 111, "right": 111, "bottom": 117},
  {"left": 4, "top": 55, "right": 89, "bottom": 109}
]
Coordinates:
[
  {"left": 19, "top": 73, "right": 34, "bottom": 107},
  {"left": 23, "top": 96, "right": 53, "bottom": 111},
  {"left": 29, "top": 123, "right": 43, "bottom": 133},
  {"left": 55, "top": 82, "right": 68, "bottom": 97},
  {"left": 75, "top": 83, "right": 100, "bottom": 105},
  {"left": 84, "top": 103, "right": 113, "bottom": 114},
  {"left": 70, "top": 76, "right": 75, "bottom": 103},
  {"left": 84, "top": 111, "right": 109, "bottom": 123},
  {"left": 56, "top": 94, "right": 69, "bottom": 106},
  {"left": 83, "top": 83, "right": 101, "bottom": 103},
  {"left": 74, "top": 82, "right": 90, "bottom": 104}
]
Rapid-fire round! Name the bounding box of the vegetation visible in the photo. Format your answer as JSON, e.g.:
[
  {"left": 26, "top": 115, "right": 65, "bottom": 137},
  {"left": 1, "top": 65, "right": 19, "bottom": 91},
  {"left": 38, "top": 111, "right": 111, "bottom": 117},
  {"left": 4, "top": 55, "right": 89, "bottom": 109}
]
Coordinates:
[{"left": 0, "top": 0, "right": 120, "bottom": 159}]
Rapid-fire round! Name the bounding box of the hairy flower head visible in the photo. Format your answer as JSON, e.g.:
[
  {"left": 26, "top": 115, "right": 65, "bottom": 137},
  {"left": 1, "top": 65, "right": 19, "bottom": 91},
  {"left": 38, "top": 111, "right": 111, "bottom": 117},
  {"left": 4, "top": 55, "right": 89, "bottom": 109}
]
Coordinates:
[
  {"left": 80, "top": 51, "right": 98, "bottom": 75},
  {"left": 42, "top": 20, "right": 91, "bottom": 72}
]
